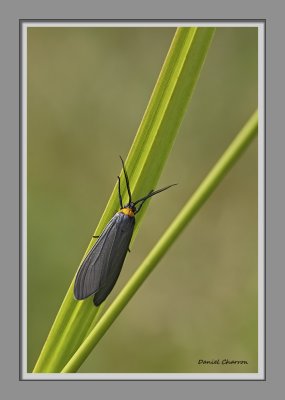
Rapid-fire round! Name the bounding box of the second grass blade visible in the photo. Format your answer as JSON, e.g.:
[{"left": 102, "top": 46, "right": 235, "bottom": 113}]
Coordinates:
[{"left": 61, "top": 110, "right": 258, "bottom": 373}]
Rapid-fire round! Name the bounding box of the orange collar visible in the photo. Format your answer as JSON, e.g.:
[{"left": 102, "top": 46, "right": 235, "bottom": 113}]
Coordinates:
[{"left": 119, "top": 207, "right": 135, "bottom": 217}]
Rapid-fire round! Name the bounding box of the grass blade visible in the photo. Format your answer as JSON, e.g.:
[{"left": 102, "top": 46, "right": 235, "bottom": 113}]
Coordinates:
[{"left": 33, "top": 27, "right": 215, "bottom": 373}]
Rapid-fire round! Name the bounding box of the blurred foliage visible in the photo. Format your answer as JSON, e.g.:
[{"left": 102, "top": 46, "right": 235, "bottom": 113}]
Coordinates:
[{"left": 27, "top": 27, "right": 258, "bottom": 373}]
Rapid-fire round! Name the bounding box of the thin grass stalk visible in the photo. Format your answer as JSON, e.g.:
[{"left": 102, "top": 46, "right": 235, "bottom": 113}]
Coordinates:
[{"left": 61, "top": 110, "right": 258, "bottom": 373}]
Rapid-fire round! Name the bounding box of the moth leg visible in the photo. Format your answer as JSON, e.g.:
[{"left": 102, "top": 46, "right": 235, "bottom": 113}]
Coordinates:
[
  {"left": 128, "top": 247, "right": 131, "bottom": 253},
  {"left": 135, "top": 190, "right": 154, "bottom": 214}
]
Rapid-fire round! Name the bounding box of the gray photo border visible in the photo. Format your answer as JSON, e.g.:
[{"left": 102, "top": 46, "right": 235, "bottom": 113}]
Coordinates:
[{"left": 3, "top": 0, "right": 283, "bottom": 395}]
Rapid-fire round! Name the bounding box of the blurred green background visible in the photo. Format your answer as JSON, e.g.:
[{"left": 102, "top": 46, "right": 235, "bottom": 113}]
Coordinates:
[{"left": 27, "top": 27, "right": 258, "bottom": 373}]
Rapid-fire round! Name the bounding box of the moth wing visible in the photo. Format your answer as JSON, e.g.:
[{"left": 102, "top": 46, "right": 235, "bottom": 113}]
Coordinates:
[
  {"left": 93, "top": 214, "right": 135, "bottom": 306},
  {"left": 74, "top": 215, "right": 120, "bottom": 300},
  {"left": 74, "top": 213, "right": 134, "bottom": 302}
]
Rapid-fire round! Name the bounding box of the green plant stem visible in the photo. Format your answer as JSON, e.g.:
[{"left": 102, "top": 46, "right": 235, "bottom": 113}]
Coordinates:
[
  {"left": 61, "top": 110, "right": 258, "bottom": 373},
  {"left": 33, "top": 27, "right": 215, "bottom": 373}
]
